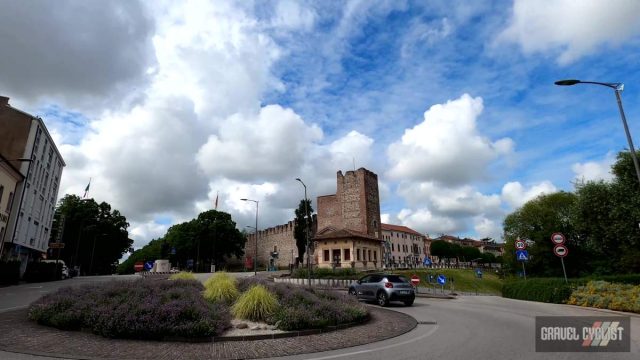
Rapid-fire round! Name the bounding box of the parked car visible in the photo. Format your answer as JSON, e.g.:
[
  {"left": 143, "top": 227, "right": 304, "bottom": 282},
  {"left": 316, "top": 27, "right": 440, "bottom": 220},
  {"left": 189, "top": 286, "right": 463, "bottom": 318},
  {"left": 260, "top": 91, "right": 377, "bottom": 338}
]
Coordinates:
[
  {"left": 348, "top": 274, "right": 415, "bottom": 306},
  {"left": 41, "top": 260, "right": 71, "bottom": 279}
]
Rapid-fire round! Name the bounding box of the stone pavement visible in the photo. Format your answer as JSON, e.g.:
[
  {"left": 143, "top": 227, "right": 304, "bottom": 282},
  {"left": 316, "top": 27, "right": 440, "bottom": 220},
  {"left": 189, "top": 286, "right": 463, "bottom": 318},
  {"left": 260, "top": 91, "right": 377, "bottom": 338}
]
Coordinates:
[{"left": 0, "top": 305, "right": 416, "bottom": 360}]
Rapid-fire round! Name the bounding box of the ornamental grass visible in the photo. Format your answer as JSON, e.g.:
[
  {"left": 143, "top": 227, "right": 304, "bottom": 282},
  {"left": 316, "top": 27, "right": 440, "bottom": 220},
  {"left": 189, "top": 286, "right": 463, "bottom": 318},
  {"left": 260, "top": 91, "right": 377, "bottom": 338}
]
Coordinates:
[
  {"left": 203, "top": 272, "right": 239, "bottom": 304},
  {"left": 168, "top": 271, "right": 197, "bottom": 281},
  {"left": 231, "top": 284, "right": 279, "bottom": 322}
]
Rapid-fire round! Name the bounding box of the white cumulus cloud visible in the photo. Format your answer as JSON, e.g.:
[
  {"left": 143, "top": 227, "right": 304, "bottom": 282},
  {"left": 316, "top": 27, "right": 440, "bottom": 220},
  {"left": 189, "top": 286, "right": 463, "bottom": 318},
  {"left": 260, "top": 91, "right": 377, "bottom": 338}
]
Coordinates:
[
  {"left": 387, "top": 94, "right": 514, "bottom": 185},
  {"left": 496, "top": 0, "right": 640, "bottom": 64},
  {"left": 501, "top": 181, "right": 558, "bottom": 209}
]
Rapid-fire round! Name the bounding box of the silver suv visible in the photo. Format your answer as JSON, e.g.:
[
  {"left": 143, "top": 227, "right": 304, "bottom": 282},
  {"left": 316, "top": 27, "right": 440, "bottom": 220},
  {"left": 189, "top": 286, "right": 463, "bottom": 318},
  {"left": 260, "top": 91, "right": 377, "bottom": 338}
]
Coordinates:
[{"left": 348, "top": 274, "right": 415, "bottom": 306}]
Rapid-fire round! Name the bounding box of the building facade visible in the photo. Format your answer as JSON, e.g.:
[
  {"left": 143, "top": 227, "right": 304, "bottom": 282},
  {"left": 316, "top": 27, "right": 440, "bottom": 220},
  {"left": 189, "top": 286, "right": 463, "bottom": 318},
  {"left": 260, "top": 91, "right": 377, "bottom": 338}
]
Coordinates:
[
  {"left": 0, "top": 154, "right": 24, "bottom": 254},
  {"left": 242, "top": 168, "right": 384, "bottom": 270},
  {"left": 0, "top": 96, "right": 65, "bottom": 274},
  {"left": 381, "top": 223, "right": 426, "bottom": 268}
]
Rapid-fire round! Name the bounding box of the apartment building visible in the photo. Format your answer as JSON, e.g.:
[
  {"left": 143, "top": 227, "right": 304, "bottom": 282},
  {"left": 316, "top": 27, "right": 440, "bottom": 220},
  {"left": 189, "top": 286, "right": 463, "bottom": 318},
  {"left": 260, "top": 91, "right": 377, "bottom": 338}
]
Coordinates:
[
  {"left": 381, "top": 223, "right": 426, "bottom": 268},
  {"left": 0, "top": 96, "right": 65, "bottom": 274}
]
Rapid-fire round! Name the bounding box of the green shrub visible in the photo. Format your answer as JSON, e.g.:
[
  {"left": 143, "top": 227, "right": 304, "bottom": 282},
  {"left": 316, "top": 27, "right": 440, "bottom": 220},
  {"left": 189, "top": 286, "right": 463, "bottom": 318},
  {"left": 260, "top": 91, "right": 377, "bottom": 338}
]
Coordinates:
[
  {"left": 231, "top": 285, "right": 279, "bottom": 322},
  {"left": 28, "top": 279, "right": 231, "bottom": 339},
  {"left": 203, "top": 272, "right": 239, "bottom": 304},
  {"left": 169, "top": 271, "right": 196, "bottom": 281},
  {"left": 502, "top": 278, "right": 576, "bottom": 303},
  {"left": 590, "top": 274, "right": 640, "bottom": 285}
]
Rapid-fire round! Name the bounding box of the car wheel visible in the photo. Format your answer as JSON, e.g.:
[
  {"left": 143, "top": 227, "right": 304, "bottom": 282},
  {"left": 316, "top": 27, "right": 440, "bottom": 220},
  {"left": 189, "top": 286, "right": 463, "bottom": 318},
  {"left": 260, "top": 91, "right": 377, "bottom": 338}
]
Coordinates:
[
  {"left": 404, "top": 298, "right": 414, "bottom": 306},
  {"left": 349, "top": 287, "right": 358, "bottom": 297},
  {"left": 377, "top": 291, "right": 389, "bottom": 307}
]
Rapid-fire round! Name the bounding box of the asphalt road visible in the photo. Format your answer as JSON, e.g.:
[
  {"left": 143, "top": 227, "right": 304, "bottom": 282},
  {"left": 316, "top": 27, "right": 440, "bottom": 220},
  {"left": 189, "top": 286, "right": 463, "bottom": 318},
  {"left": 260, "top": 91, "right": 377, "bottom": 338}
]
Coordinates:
[
  {"left": 1, "top": 276, "right": 638, "bottom": 360},
  {"left": 274, "top": 296, "right": 639, "bottom": 360}
]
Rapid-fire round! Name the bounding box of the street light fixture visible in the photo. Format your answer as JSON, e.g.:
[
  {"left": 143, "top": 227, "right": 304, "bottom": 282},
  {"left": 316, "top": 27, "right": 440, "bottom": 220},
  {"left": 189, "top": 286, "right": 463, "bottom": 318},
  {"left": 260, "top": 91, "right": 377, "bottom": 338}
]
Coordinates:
[
  {"left": 555, "top": 79, "right": 640, "bottom": 187},
  {"left": 241, "top": 198, "right": 259, "bottom": 276},
  {"left": 295, "top": 178, "right": 311, "bottom": 287}
]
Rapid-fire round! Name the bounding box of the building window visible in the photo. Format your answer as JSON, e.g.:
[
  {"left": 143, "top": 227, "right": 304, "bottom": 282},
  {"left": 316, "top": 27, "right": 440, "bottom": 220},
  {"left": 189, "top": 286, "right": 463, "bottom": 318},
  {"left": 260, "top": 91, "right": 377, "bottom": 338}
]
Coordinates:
[
  {"left": 323, "top": 249, "right": 330, "bottom": 262},
  {"left": 368, "top": 250, "right": 371, "bottom": 261},
  {"left": 29, "top": 238, "right": 35, "bottom": 246},
  {"left": 344, "top": 249, "right": 351, "bottom": 261},
  {"left": 0, "top": 185, "right": 3, "bottom": 204},
  {"left": 391, "top": 243, "right": 394, "bottom": 251},
  {"left": 357, "top": 248, "right": 361, "bottom": 261},
  {"left": 374, "top": 251, "right": 377, "bottom": 261}
]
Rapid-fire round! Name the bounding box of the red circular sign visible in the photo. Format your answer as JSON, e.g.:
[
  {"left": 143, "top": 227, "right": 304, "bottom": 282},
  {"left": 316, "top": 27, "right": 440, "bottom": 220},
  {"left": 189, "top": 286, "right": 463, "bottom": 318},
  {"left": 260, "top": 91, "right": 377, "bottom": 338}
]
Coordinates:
[
  {"left": 411, "top": 275, "right": 420, "bottom": 285},
  {"left": 551, "top": 233, "right": 566, "bottom": 245},
  {"left": 515, "top": 240, "right": 527, "bottom": 250},
  {"left": 134, "top": 261, "right": 144, "bottom": 272},
  {"left": 553, "top": 244, "right": 569, "bottom": 258}
]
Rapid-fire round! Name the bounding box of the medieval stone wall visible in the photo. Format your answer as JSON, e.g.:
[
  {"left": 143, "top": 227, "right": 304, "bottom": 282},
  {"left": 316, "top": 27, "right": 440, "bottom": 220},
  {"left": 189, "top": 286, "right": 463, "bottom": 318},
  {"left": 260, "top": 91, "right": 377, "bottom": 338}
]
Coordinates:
[
  {"left": 245, "top": 220, "right": 297, "bottom": 268},
  {"left": 317, "top": 194, "right": 341, "bottom": 230}
]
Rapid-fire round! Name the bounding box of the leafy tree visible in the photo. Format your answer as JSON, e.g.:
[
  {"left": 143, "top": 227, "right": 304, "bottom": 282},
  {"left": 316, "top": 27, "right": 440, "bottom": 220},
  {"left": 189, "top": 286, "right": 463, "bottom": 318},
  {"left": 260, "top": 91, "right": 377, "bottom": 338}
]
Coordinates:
[
  {"left": 293, "top": 199, "right": 314, "bottom": 266},
  {"left": 460, "top": 246, "right": 482, "bottom": 262},
  {"left": 51, "top": 195, "right": 132, "bottom": 275},
  {"left": 117, "top": 210, "right": 246, "bottom": 273}
]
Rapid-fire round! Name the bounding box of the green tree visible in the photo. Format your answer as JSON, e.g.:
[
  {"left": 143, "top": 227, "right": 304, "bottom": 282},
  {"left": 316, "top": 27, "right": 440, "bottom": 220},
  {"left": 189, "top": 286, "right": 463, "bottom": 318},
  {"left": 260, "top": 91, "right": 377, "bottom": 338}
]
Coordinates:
[
  {"left": 117, "top": 210, "right": 246, "bottom": 274},
  {"left": 460, "top": 246, "right": 482, "bottom": 262},
  {"left": 293, "top": 199, "right": 314, "bottom": 266},
  {"left": 503, "top": 191, "right": 589, "bottom": 277},
  {"left": 430, "top": 241, "right": 451, "bottom": 262},
  {"left": 51, "top": 194, "right": 132, "bottom": 275}
]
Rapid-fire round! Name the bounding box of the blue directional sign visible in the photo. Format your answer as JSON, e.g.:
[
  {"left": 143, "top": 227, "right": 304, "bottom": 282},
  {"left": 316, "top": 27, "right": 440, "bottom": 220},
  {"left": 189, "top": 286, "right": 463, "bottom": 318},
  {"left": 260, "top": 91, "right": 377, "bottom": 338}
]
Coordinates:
[
  {"left": 516, "top": 250, "right": 529, "bottom": 262},
  {"left": 423, "top": 257, "right": 432, "bottom": 266},
  {"left": 144, "top": 260, "right": 155, "bottom": 270},
  {"left": 437, "top": 274, "right": 447, "bottom": 285}
]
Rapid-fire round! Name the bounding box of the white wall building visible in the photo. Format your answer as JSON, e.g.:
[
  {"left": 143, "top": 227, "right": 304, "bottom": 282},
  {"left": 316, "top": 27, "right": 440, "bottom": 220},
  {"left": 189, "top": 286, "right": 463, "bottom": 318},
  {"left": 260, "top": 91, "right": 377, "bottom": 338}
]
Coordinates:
[
  {"left": 381, "top": 223, "right": 425, "bottom": 268},
  {"left": 0, "top": 96, "right": 65, "bottom": 274}
]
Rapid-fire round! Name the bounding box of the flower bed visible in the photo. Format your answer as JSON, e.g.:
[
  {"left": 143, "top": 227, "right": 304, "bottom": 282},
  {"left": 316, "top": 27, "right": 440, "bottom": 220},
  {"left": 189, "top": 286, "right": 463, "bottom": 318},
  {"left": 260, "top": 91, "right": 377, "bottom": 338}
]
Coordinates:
[
  {"left": 567, "top": 280, "right": 640, "bottom": 313},
  {"left": 28, "top": 275, "right": 369, "bottom": 341},
  {"left": 237, "top": 278, "right": 369, "bottom": 331},
  {"left": 28, "top": 279, "right": 231, "bottom": 340}
]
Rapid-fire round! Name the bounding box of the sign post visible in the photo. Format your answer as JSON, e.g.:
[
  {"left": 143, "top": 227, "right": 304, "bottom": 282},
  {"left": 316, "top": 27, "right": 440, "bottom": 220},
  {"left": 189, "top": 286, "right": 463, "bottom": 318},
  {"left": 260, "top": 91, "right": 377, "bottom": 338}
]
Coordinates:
[
  {"left": 516, "top": 249, "right": 528, "bottom": 280},
  {"left": 551, "top": 233, "right": 569, "bottom": 283}
]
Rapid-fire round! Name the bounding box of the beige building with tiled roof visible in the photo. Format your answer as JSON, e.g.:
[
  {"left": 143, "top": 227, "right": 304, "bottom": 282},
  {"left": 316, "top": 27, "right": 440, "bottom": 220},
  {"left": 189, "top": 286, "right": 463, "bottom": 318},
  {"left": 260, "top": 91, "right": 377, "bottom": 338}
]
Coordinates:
[{"left": 381, "top": 223, "right": 427, "bottom": 268}]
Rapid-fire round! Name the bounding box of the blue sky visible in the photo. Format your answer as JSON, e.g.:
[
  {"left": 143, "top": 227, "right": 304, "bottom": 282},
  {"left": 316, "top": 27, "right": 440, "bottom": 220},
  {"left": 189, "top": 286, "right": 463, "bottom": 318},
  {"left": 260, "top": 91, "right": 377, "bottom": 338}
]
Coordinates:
[{"left": 1, "top": 0, "right": 640, "bottom": 248}]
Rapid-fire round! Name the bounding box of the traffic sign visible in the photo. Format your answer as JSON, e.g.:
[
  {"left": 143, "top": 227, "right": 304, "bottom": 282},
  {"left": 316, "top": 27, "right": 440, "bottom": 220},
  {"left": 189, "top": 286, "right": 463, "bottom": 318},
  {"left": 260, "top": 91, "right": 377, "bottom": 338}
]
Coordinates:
[
  {"left": 48, "top": 242, "right": 65, "bottom": 249},
  {"left": 551, "top": 233, "right": 566, "bottom": 245},
  {"left": 144, "top": 261, "right": 155, "bottom": 271},
  {"left": 516, "top": 250, "right": 529, "bottom": 261},
  {"left": 134, "top": 261, "right": 144, "bottom": 272},
  {"left": 437, "top": 274, "right": 447, "bottom": 285},
  {"left": 553, "top": 244, "right": 568, "bottom": 257},
  {"left": 423, "top": 257, "right": 432, "bottom": 266},
  {"left": 411, "top": 275, "right": 420, "bottom": 286},
  {"left": 515, "top": 239, "right": 527, "bottom": 250}
]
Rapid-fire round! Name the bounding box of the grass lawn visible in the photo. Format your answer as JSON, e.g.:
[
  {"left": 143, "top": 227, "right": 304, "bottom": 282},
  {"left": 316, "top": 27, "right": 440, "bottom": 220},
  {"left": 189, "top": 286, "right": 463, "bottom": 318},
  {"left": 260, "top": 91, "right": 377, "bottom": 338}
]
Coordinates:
[{"left": 395, "top": 268, "right": 503, "bottom": 295}]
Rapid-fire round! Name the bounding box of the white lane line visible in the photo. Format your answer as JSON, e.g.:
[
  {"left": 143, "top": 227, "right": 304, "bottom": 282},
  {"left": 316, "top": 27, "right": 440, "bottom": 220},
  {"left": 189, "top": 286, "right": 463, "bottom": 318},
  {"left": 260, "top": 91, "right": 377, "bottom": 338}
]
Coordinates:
[
  {"left": 0, "top": 305, "right": 28, "bottom": 313},
  {"left": 303, "top": 324, "right": 439, "bottom": 360}
]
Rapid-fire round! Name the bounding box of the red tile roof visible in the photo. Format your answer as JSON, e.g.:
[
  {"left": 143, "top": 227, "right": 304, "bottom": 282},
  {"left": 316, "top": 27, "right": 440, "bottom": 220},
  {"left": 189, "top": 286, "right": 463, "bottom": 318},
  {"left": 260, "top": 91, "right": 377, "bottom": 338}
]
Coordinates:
[{"left": 381, "top": 223, "right": 423, "bottom": 237}]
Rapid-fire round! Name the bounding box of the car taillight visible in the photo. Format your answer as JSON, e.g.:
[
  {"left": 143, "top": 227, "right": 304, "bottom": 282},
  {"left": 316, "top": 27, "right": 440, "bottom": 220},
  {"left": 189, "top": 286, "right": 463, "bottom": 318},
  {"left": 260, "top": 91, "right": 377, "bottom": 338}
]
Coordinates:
[{"left": 385, "top": 282, "right": 393, "bottom": 288}]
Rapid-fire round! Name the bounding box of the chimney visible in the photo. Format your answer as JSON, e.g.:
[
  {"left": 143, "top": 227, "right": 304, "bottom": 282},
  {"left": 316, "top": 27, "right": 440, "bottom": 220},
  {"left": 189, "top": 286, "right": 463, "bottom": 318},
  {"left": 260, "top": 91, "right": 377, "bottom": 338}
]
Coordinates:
[{"left": 0, "top": 96, "right": 8, "bottom": 106}]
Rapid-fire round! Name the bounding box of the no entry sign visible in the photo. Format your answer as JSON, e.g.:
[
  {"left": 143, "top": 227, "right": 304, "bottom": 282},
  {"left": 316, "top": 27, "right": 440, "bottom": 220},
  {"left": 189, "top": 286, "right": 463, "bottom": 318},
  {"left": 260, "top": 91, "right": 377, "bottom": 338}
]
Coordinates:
[{"left": 411, "top": 275, "right": 420, "bottom": 286}]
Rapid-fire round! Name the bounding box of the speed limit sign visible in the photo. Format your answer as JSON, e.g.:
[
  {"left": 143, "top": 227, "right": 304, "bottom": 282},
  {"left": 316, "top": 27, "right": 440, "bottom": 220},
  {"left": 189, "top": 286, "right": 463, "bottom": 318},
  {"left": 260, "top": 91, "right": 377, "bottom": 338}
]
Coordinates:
[
  {"left": 551, "top": 233, "right": 566, "bottom": 245},
  {"left": 515, "top": 240, "right": 526, "bottom": 250}
]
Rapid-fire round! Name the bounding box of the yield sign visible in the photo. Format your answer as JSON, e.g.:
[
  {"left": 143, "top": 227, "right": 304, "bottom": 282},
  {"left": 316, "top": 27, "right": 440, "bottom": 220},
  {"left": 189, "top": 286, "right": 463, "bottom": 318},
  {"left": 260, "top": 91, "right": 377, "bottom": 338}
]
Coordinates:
[{"left": 516, "top": 250, "right": 529, "bottom": 261}]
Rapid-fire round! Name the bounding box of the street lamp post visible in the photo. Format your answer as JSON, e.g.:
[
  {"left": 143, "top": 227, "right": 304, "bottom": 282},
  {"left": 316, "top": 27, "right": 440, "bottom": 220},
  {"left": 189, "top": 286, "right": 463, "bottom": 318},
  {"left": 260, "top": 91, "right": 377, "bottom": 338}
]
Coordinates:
[
  {"left": 241, "top": 198, "right": 259, "bottom": 276},
  {"left": 295, "top": 178, "right": 311, "bottom": 287},
  {"left": 555, "top": 79, "right": 640, "bottom": 187}
]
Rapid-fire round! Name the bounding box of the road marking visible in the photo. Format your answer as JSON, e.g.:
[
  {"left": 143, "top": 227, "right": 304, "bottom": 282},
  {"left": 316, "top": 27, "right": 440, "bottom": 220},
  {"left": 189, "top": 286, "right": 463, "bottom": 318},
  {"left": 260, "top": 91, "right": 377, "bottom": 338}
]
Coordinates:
[
  {"left": 0, "top": 305, "right": 28, "bottom": 313},
  {"left": 303, "top": 323, "right": 439, "bottom": 360},
  {"left": 26, "top": 286, "right": 43, "bottom": 289}
]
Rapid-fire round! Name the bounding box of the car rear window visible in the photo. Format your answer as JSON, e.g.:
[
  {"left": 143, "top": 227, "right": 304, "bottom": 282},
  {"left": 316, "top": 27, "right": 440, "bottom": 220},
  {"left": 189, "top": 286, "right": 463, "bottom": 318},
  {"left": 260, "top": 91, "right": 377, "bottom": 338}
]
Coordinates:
[{"left": 385, "top": 275, "right": 408, "bottom": 283}]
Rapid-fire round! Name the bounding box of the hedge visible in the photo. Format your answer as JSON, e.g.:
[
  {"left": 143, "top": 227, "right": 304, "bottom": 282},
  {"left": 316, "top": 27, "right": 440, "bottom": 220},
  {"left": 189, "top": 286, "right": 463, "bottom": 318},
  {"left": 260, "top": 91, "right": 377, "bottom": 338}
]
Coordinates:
[
  {"left": 23, "top": 262, "right": 62, "bottom": 283},
  {"left": 502, "top": 278, "right": 576, "bottom": 304}
]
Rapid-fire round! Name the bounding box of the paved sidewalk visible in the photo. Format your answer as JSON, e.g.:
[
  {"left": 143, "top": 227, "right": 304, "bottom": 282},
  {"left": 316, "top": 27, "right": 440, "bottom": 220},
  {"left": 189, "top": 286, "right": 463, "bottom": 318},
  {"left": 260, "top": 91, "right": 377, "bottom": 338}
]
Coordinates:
[{"left": 0, "top": 305, "right": 416, "bottom": 360}]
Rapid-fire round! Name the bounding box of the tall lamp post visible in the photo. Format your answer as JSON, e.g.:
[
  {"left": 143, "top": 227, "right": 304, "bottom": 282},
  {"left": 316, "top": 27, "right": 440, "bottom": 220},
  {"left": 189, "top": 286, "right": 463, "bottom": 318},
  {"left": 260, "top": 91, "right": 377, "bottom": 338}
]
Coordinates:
[
  {"left": 295, "top": 178, "right": 311, "bottom": 287},
  {"left": 241, "top": 198, "right": 259, "bottom": 276},
  {"left": 555, "top": 79, "right": 640, "bottom": 187}
]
